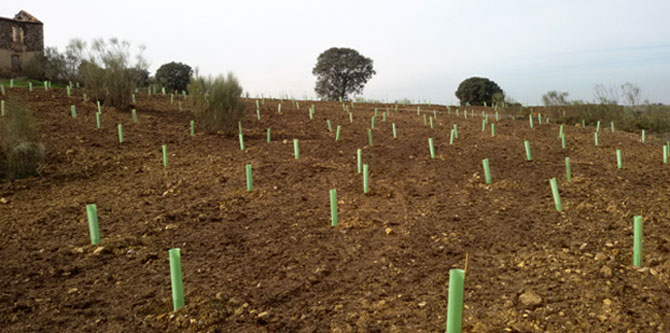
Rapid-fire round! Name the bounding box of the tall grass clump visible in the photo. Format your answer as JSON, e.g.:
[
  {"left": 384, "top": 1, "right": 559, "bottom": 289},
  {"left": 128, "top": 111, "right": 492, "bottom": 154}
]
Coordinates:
[
  {"left": 67, "top": 38, "right": 148, "bottom": 110},
  {"left": 0, "top": 101, "right": 45, "bottom": 180},
  {"left": 188, "top": 72, "right": 245, "bottom": 135}
]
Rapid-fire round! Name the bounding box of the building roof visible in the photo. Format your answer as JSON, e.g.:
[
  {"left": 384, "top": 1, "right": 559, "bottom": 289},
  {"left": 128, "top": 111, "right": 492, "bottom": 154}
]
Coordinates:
[
  {"left": 0, "top": 10, "right": 42, "bottom": 24},
  {"left": 14, "top": 10, "right": 41, "bottom": 23}
]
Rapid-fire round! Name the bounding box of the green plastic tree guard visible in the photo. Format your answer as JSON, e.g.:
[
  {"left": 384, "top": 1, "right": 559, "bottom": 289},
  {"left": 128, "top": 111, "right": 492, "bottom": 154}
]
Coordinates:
[
  {"left": 169, "top": 248, "right": 185, "bottom": 311},
  {"left": 445, "top": 269, "right": 465, "bottom": 333},
  {"left": 86, "top": 204, "right": 100, "bottom": 245},
  {"left": 633, "top": 216, "right": 643, "bottom": 267}
]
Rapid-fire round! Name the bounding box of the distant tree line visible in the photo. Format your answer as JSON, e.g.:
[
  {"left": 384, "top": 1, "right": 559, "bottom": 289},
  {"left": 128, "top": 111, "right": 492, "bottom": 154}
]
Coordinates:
[{"left": 21, "top": 39, "right": 194, "bottom": 109}]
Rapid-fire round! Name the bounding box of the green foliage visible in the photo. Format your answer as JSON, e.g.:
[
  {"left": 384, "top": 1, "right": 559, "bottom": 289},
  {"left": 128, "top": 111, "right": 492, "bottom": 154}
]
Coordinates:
[
  {"left": 492, "top": 92, "right": 505, "bottom": 105},
  {"left": 455, "top": 77, "right": 503, "bottom": 106},
  {"left": 128, "top": 68, "right": 150, "bottom": 88},
  {"left": 155, "top": 62, "right": 193, "bottom": 93},
  {"left": 543, "top": 104, "right": 670, "bottom": 133},
  {"left": 313, "top": 47, "right": 375, "bottom": 101},
  {"left": 67, "top": 38, "right": 148, "bottom": 110},
  {"left": 20, "top": 52, "right": 46, "bottom": 81},
  {"left": 21, "top": 47, "right": 79, "bottom": 83},
  {"left": 0, "top": 101, "right": 44, "bottom": 180},
  {"left": 188, "top": 72, "right": 245, "bottom": 135},
  {"left": 394, "top": 98, "right": 414, "bottom": 105},
  {"left": 0, "top": 78, "right": 67, "bottom": 89}
]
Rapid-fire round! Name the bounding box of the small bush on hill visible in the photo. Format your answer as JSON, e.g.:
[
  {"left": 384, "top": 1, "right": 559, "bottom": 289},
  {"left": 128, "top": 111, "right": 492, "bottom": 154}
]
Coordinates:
[
  {"left": 542, "top": 91, "right": 570, "bottom": 106},
  {"left": 22, "top": 47, "right": 78, "bottom": 84},
  {"left": 67, "top": 38, "right": 148, "bottom": 110},
  {"left": 0, "top": 101, "right": 44, "bottom": 180},
  {"left": 188, "top": 72, "right": 245, "bottom": 135}
]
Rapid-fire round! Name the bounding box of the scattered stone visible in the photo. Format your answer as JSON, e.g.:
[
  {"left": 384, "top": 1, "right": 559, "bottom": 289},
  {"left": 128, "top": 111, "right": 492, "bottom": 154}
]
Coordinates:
[
  {"left": 0, "top": 197, "right": 9, "bottom": 204},
  {"left": 385, "top": 228, "right": 393, "bottom": 235},
  {"left": 257, "top": 311, "right": 269, "bottom": 318},
  {"left": 594, "top": 252, "right": 607, "bottom": 261},
  {"left": 92, "top": 246, "right": 108, "bottom": 256},
  {"left": 519, "top": 290, "right": 542, "bottom": 306},
  {"left": 603, "top": 298, "right": 612, "bottom": 306},
  {"left": 599, "top": 265, "right": 612, "bottom": 278},
  {"left": 71, "top": 247, "right": 85, "bottom": 254},
  {"left": 374, "top": 300, "right": 387, "bottom": 310},
  {"left": 67, "top": 288, "right": 78, "bottom": 294},
  {"left": 418, "top": 301, "right": 427, "bottom": 308}
]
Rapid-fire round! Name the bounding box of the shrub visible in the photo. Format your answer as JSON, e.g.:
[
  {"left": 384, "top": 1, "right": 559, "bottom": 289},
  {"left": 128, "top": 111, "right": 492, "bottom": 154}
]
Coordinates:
[
  {"left": 128, "top": 68, "right": 150, "bottom": 88},
  {"left": 155, "top": 62, "right": 193, "bottom": 93},
  {"left": 0, "top": 101, "right": 44, "bottom": 180},
  {"left": 67, "top": 38, "right": 148, "bottom": 110},
  {"left": 21, "top": 52, "right": 46, "bottom": 80},
  {"left": 22, "top": 47, "right": 77, "bottom": 84},
  {"left": 455, "top": 77, "right": 503, "bottom": 106},
  {"left": 188, "top": 72, "right": 245, "bottom": 135},
  {"left": 543, "top": 103, "right": 670, "bottom": 134},
  {"left": 542, "top": 91, "right": 570, "bottom": 106}
]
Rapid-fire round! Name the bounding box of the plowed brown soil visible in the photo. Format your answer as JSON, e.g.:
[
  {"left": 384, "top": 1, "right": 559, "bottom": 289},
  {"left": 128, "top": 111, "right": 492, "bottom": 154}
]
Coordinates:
[{"left": 1, "top": 88, "right": 670, "bottom": 332}]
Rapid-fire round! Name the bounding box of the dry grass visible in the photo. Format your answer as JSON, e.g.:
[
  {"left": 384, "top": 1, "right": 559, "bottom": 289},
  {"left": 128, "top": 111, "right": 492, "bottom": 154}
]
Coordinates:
[
  {"left": 187, "top": 72, "right": 245, "bottom": 135},
  {"left": 0, "top": 101, "right": 44, "bottom": 180}
]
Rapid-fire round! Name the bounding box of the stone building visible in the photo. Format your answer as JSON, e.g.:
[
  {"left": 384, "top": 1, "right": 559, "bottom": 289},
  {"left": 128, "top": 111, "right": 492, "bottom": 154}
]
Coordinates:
[{"left": 0, "top": 10, "right": 44, "bottom": 76}]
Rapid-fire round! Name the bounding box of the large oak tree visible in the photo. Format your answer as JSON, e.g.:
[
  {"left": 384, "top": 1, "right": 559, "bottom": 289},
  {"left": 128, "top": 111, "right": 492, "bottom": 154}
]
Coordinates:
[
  {"left": 313, "top": 47, "right": 375, "bottom": 101},
  {"left": 455, "top": 77, "right": 503, "bottom": 106}
]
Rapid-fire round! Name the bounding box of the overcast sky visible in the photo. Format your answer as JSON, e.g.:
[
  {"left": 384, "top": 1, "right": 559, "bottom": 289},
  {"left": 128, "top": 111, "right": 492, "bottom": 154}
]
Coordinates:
[{"left": 4, "top": 1, "right": 670, "bottom": 104}]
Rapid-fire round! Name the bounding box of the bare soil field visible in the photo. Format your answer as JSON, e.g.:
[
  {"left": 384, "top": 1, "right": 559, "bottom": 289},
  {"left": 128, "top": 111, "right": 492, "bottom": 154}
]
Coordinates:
[{"left": 1, "top": 88, "right": 670, "bottom": 332}]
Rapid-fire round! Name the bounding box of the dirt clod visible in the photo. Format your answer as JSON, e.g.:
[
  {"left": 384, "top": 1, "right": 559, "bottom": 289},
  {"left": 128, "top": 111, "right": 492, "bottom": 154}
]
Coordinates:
[{"left": 519, "top": 290, "right": 542, "bottom": 307}]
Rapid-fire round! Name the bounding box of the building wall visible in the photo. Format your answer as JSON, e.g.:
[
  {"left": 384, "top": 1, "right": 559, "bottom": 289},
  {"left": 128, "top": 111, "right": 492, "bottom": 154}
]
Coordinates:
[
  {"left": 0, "top": 49, "right": 12, "bottom": 69},
  {"left": 21, "top": 22, "right": 44, "bottom": 52},
  {"left": 0, "top": 50, "right": 40, "bottom": 77},
  {"left": 0, "top": 16, "right": 44, "bottom": 74}
]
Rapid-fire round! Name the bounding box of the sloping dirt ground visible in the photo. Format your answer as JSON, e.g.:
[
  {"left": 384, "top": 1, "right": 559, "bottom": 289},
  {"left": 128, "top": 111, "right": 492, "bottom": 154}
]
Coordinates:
[{"left": 1, "top": 88, "right": 670, "bottom": 332}]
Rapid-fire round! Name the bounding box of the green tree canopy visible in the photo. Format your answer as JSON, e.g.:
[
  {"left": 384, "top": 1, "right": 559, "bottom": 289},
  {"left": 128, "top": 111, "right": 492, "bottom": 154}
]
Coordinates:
[
  {"left": 312, "top": 47, "right": 375, "bottom": 101},
  {"left": 155, "top": 62, "right": 193, "bottom": 93},
  {"left": 455, "top": 77, "right": 503, "bottom": 106}
]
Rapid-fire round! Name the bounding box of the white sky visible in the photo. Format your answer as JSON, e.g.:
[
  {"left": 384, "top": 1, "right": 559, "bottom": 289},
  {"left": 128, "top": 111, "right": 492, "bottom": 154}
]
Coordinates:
[{"left": 4, "top": 0, "right": 670, "bottom": 104}]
